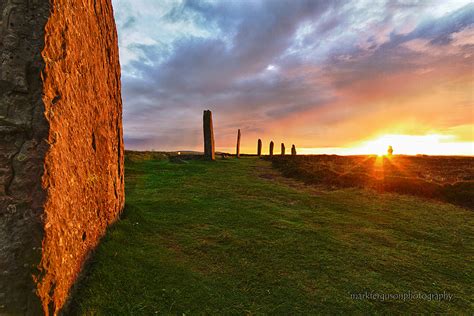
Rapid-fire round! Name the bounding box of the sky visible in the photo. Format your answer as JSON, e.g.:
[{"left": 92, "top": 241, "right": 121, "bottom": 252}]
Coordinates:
[{"left": 112, "top": 0, "right": 474, "bottom": 155}]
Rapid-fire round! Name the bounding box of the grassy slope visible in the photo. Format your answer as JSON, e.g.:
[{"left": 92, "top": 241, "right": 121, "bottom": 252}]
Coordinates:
[{"left": 71, "top": 157, "right": 473, "bottom": 314}]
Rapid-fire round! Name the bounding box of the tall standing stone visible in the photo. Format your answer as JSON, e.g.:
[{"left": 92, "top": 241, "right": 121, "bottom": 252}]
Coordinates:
[
  {"left": 269, "top": 141, "right": 274, "bottom": 157},
  {"left": 281, "top": 143, "right": 286, "bottom": 155},
  {"left": 236, "top": 129, "right": 241, "bottom": 158},
  {"left": 0, "top": 1, "right": 124, "bottom": 315},
  {"left": 257, "top": 139, "right": 263, "bottom": 157},
  {"left": 292, "top": 145, "right": 297, "bottom": 155},
  {"left": 203, "top": 110, "right": 215, "bottom": 160}
]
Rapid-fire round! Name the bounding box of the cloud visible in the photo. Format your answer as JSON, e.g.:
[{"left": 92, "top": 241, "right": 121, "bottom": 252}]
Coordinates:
[
  {"left": 451, "top": 24, "right": 474, "bottom": 46},
  {"left": 112, "top": 0, "right": 474, "bottom": 151}
]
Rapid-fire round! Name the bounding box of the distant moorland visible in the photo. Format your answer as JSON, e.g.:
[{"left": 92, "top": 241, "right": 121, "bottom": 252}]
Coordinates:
[{"left": 270, "top": 155, "right": 474, "bottom": 209}]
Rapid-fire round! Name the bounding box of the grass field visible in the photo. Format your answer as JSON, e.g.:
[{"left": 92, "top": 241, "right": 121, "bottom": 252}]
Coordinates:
[{"left": 70, "top": 156, "right": 473, "bottom": 314}]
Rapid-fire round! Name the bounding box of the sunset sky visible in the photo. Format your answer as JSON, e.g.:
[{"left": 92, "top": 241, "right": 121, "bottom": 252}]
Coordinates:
[{"left": 112, "top": 0, "right": 473, "bottom": 155}]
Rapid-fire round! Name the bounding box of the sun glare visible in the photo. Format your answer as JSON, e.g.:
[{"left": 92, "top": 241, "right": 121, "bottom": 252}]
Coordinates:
[{"left": 350, "top": 134, "right": 473, "bottom": 156}]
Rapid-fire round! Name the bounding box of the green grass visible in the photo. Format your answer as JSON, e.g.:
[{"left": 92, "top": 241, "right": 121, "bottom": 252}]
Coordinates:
[{"left": 70, "top": 157, "right": 473, "bottom": 314}]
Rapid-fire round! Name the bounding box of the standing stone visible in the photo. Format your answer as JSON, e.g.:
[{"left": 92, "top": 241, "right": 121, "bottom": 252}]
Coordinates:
[
  {"left": 387, "top": 145, "right": 394, "bottom": 156},
  {"left": 281, "top": 143, "right": 286, "bottom": 155},
  {"left": 0, "top": 1, "right": 124, "bottom": 315},
  {"left": 269, "top": 141, "right": 274, "bottom": 157},
  {"left": 236, "top": 129, "right": 241, "bottom": 158},
  {"left": 292, "top": 145, "right": 297, "bottom": 155},
  {"left": 203, "top": 110, "right": 215, "bottom": 160},
  {"left": 257, "top": 139, "right": 262, "bottom": 157}
]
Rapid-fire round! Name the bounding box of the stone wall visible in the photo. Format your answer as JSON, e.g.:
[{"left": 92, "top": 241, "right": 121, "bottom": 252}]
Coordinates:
[{"left": 0, "top": 0, "right": 124, "bottom": 314}]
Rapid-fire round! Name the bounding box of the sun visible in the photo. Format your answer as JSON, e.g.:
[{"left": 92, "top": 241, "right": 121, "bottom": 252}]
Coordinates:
[
  {"left": 297, "top": 133, "right": 473, "bottom": 156},
  {"left": 351, "top": 134, "right": 454, "bottom": 156},
  {"left": 355, "top": 135, "right": 396, "bottom": 156}
]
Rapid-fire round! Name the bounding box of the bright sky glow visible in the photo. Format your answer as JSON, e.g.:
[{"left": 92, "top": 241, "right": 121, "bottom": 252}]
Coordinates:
[{"left": 345, "top": 134, "right": 473, "bottom": 156}]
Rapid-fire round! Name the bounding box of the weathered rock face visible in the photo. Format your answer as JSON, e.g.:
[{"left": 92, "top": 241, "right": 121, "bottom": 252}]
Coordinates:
[
  {"left": 257, "top": 139, "right": 262, "bottom": 157},
  {"left": 203, "top": 110, "right": 215, "bottom": 160},
  {"left": 269, "top": 141, "right": 274, "bottom": 157},
  {"left": 236, "top": 129, "right": 241, "bottom": 158},
  {"left": 0, "top": 1, "right": 124, "bottom": 315},
  {"left": 0, "top": 0, "right": 50, "bottom": 314}
]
